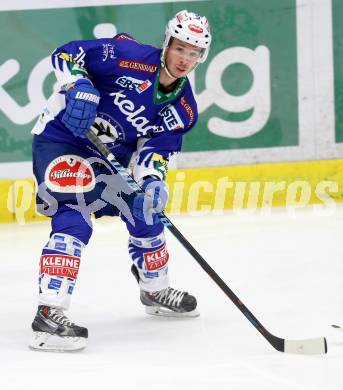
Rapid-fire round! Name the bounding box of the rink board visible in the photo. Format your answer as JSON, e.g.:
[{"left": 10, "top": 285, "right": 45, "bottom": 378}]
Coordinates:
[{"left": 1, "top": 158, "right": 342, "bottom": 224}]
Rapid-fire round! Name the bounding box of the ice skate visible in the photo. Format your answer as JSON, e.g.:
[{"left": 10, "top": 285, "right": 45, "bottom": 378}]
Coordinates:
[
  {"left": 140, "top": 287, "right": 199, "bottom": 318},
  {"left": 131, "top": 264, "right": 199, "bottom": 317},
  {"left": 29, "top": 305, "right": 88, "bottom": 352}
]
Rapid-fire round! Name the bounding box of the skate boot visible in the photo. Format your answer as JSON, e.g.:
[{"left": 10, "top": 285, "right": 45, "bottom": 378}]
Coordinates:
[
  {"left": 29, "top": 305, "right": 88, "bottom": 352},
  {"left": 140, "top": 288, "right": 199, "bottom": 318},
  {"left": 131, "top": 263, "right": 199, "bottom": 317}
]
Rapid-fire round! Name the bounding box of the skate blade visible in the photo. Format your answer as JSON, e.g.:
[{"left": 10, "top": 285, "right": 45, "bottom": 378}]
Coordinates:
[
  {"left": 145, "top": 306, "right": 200, "bottom": 318},
  {"left": 29, "top": 331, "right": 86, "bottom": 352}
]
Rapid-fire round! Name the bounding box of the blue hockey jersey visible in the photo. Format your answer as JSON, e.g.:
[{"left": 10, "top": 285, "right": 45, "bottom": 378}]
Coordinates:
[{"left": 32, "top": 33, "right": 198, "bottom": 182}]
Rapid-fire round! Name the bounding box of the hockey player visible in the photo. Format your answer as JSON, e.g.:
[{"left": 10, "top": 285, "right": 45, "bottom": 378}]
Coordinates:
[{"left": 29, "top": 10, "right": 211, "bottom": 351}]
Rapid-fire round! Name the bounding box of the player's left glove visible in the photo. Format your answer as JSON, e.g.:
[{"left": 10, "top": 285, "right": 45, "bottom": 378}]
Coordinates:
[
  {"left": 61, "top": 78, "right": 100, "bottom": 138},
  {"left": 133, "top": 177, "right": 169, "bottom": 225}
]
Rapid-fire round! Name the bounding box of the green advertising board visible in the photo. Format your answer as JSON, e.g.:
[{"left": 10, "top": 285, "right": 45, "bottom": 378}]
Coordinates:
[
  {"left": 0, "top": 0, "right": 298, "bottom": 164},
  {"left": 0, "top": 0, "right": 341, "bottom": 170},
  {"left": 183, "top": 0, "right": 298, "bottom": 153}
]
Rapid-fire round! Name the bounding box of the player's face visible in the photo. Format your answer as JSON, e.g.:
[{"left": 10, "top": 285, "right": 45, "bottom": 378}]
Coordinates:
[{"left": 165, "top": 38, "right": 203, "bottom": 78}]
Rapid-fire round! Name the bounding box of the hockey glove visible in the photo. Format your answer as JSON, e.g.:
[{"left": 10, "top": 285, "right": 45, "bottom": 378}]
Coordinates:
[
  {"left": 61, "top": 79, "right": 100, "bottom": 138},
  {"left": 133, "top": 177, "right": 169, "bottom": 225}
]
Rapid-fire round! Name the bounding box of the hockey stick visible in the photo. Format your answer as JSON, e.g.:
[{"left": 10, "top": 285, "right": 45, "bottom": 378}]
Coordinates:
[{"left": 87, "top": 128, "right": 327, "bottom": 355}]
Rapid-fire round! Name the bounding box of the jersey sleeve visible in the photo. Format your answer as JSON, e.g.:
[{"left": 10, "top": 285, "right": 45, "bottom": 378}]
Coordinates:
[
  {"left": 51, "top": 39, "right": 98, "bottom": 87},
  {"left": 132, "top": 132, "right": 184, "bottom": 183},
  {"left": 51, "top": 33, "right": 153, "bottom": 88}
]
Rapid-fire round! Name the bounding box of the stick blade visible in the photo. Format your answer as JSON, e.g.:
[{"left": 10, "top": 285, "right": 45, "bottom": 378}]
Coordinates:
[{"left": 284, "top": 337, "right": 327, "bottom": 355}]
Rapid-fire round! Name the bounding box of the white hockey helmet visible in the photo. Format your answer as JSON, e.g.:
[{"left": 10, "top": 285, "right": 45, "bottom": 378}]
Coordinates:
[{"left": 162, "top": 10, "right": 212, "bottom": 64}]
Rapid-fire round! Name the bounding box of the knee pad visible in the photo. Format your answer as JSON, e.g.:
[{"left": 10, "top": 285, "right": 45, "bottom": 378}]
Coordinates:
[
  {"left": 39, "top": 233, "right": 85, "bottom": 309},
  {"left": 128, "top": 232, "right": 169, "bottom": 292},
  {"left": 51, "top": 204, "right": 93, "bottom": 244}
]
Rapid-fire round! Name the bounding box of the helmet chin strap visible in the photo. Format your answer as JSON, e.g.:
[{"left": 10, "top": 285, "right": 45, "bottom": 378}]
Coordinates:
[
  {"left": 161, "top": 49, "right": 178, "bottom": 80},
  {"left": 163, "top": 64, "right": 178, "bottom": 80}
]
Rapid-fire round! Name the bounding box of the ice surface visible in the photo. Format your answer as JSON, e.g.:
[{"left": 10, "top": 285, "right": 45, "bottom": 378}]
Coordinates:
[{"left": 0, "top": 205, "right": 342, "bottom": 390}]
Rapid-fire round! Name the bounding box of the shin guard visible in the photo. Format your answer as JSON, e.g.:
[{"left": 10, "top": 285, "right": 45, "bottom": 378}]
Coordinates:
[
  {"left": 129, "top": 233, "right": 169, "bottom": 292},
  {"left": 39, "top": 233, "right": 85, "bottom": 309}
]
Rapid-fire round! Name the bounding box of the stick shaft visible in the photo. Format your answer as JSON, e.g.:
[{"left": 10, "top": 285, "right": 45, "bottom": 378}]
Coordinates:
[{"left": 87, "top": 129, "right": 282, "bottom": 350}]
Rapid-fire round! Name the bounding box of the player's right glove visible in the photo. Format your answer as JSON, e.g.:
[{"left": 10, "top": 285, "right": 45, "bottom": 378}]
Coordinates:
[{"left": 61, "top": 78, "right": 100, "bottom": 138}]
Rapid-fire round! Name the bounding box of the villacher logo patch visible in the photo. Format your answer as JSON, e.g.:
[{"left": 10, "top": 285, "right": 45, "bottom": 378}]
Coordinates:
[{"left": 44, "top": 155, "right": 95, "bottom": 193}]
